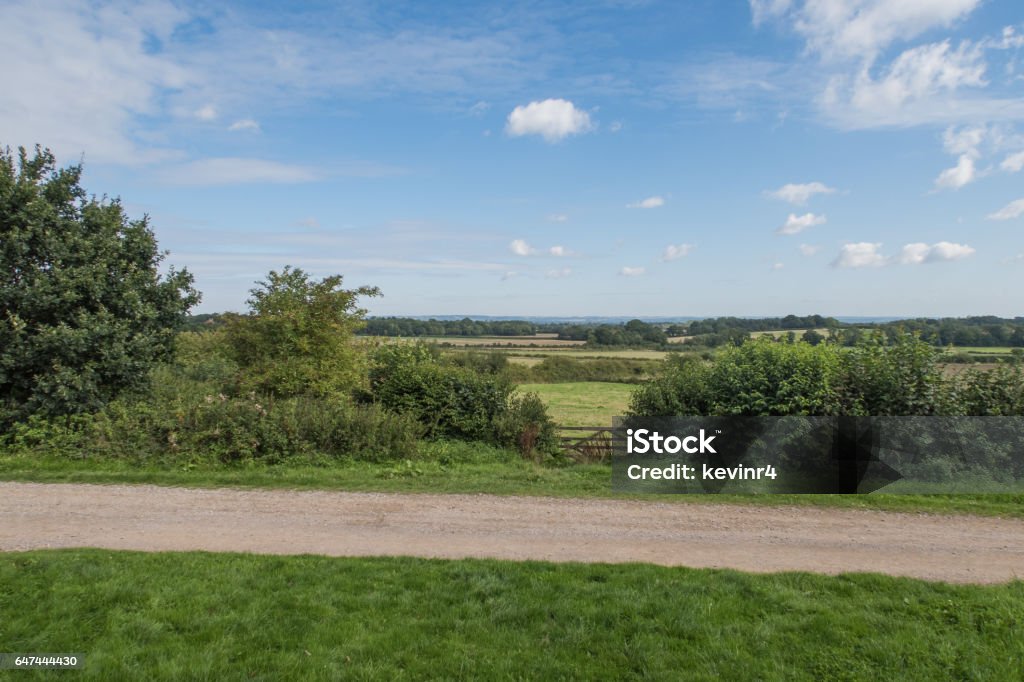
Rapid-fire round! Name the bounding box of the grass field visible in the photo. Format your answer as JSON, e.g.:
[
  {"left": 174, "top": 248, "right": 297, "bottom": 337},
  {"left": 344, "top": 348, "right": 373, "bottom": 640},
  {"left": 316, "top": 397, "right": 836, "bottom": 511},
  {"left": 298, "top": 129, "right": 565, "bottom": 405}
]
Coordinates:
[
  {"left": 2, "top": 550, "right": 1021, "bottom": 680},
  {"left": 505, "top": 348, "right": 672, "bottom": 360},
  {"left": 518, "top": 381, "right": 633, "bottom": 427},
  {"left": 946, "top": 346, "right": 1018, "bottom": 355},
  {"left": 364, "top": 335, "right": 586, "bottom": 347},
  {"left": 3, "top": 454, "right": 1023, "bottom": 518}
]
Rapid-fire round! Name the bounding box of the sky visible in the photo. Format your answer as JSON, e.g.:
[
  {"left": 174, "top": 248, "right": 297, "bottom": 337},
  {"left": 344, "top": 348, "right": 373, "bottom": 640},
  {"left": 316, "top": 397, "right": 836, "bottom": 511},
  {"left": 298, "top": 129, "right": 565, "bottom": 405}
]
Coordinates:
[{"left": 2, "top": 0, "right": 1023, "bottom": 318}]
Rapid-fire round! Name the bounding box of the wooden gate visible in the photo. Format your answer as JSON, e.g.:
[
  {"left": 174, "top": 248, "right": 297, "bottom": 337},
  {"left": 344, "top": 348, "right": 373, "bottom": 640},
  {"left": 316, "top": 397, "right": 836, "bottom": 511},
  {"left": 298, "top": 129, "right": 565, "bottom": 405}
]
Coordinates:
[{"left": 558, "top": 426, "right": 617, "bottom": 463}]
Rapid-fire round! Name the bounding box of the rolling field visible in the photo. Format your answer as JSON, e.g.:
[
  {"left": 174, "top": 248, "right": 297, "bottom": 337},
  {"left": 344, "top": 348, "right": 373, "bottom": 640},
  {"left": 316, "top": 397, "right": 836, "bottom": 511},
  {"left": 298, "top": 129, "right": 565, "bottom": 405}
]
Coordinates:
[
  {"left": 363, "top": 335, "right": 585, "bottom": 347},
  {"left": 518, "top": 381, "right": 633, "bottom": 426}
]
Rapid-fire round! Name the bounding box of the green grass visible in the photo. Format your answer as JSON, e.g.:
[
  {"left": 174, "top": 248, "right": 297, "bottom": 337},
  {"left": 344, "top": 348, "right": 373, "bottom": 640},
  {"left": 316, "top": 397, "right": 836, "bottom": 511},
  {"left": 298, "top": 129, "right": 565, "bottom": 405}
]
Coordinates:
[
  {"left": 506, "top": 348, "right": 671, "bottom": 359},
  {"left": 1, "top": 550, "right": 1022, "bottom": 680},
  {"left": 518, "top": 381, "right": 634, "bottom": 427},
  {"left": 2, "top": 453, "right": 1022, "bottom": 518},
  {"left": 946, "top": 346, "right": 1017, "bottom": 355}
]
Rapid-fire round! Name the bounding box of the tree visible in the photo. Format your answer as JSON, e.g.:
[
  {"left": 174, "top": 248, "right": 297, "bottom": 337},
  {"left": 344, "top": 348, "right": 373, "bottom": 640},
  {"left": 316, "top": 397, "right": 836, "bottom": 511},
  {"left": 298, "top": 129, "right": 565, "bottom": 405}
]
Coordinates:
[
  {"left": 223, "top": 266, "right": 380, "bottom": 398},
  {"left": 0, "top": 146, "right": 199, "bottom": 425}
]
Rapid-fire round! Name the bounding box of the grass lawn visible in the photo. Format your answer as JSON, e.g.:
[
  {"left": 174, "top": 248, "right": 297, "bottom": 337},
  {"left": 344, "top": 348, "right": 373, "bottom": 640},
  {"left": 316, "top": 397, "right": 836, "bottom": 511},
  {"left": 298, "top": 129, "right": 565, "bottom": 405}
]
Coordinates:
[
  {"left": 518, "top": 381, "right": 634, "bottom": 427},
  {"left": 2, "top": 550, "right": 1022, "bottom": 680},
  {"left": 2, "top": 454, "right": 1022, "bottom": 518}
]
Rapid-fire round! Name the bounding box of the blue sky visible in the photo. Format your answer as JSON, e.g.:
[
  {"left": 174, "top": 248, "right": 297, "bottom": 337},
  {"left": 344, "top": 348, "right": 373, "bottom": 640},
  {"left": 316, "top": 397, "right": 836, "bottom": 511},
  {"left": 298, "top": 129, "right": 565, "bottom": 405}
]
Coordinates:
[{"left": 2, "top": 0, "right": 1023, "bottom": 317}]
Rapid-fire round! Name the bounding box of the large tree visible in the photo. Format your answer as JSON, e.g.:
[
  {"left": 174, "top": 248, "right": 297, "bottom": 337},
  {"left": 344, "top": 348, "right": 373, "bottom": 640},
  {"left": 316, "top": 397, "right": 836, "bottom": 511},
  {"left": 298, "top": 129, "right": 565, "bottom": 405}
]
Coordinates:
[
  {"left": 223, "top": 266, "right": 380, "bottom": 399},
  {"left": 0, "top": 146, "right": 199, "bottom": 424}
]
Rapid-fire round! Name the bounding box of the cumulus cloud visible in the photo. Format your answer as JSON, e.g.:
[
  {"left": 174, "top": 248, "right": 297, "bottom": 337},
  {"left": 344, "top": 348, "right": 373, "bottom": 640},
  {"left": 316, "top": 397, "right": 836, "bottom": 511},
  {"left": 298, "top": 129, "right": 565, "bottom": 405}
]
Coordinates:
[
  {"left": 626, "top": 196, "right": 665, "bottom": 209},
  {"left": 619, "top": 266, "right": 646, "bottom": 277},
  {"left": 898, "top": 241, "right": 975, "bottom": 264},
  {"left": 777, "top": 212, "right": 826, "bottom": 235},
  {"left": 766, "top": 182, "right": 836, "bottom": 205},
  {"left": 661, "top": 243, "right": 695, "bottom": 261},
  {"left": 832, "top": 242, "right": 887, "bottom": 268},
  {"left": 505, "top": 99, "right": 593, "bottom": 142},
  {"left": 798, "top": 243, "right": 822, "bottom": 256},
  {"left": 988, "top": 198, "right": 1024, "bottom": 220},
  {"left": 228, "top": 118, "right": 260, "bottom": 132},
  {"left": 546, "top": 267, "right": 572, "bottom": 279},
  {"left": 549, "top": 245, "right": 570, "bottom": 256},
  {"left": 509, "top": 239, "right": 536, "bottom": 256},
  {"left": 934, "top": 154, "right": 977, "bottom": 189},
  {"left": 1000, "top": 151, "right": 1024, "bottom": 172},
  {"left": 833, "top": 240, "right": 975, "bottom": 267}
]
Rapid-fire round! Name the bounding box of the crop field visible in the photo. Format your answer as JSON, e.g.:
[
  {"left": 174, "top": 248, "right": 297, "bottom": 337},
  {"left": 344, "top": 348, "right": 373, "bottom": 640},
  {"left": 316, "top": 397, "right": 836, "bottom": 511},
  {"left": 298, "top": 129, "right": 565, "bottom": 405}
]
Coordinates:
[
  {"left": 518, "top": 381, "right": 633, "bottom": 426},
  {"left": 429, "top": 336, "right": 586, "bottom": 347},
  {"left": 946, "top": 346, "right": 1017, "bottom": 355},
  {"left": 502, "top": 348, "right": 672, "bottom": 360}
]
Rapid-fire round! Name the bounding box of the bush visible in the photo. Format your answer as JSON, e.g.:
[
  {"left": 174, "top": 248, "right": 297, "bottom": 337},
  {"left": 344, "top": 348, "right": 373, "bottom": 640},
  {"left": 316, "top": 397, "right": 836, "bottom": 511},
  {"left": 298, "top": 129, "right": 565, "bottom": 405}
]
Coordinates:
[
  {"left": 629, "top": 333, "right": 1023, "bottom": 417},
  {"left": 368, "top": 343, "right": 557, "bottom": 455},
  {"left": 3, "top": 363, "right": 423, "bottom": 465}
]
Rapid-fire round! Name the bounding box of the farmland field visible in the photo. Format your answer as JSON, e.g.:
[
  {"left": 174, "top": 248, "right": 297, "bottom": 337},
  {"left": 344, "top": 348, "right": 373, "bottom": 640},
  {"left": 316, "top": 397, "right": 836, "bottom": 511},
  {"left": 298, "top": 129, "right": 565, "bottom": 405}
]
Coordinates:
[
  {"left": 518, "top": 382, "right": 633, "bottom": 426},
  {"left": 363, "top": 335, "right": 586, "bottom": 347}
]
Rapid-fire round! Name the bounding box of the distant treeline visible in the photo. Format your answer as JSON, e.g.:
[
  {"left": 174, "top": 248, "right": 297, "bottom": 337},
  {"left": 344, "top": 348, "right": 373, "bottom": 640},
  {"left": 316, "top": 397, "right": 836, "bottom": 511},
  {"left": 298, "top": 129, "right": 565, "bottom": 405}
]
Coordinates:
[{"left": 184, "top": 313, "right": 1024, "bottom": 349}]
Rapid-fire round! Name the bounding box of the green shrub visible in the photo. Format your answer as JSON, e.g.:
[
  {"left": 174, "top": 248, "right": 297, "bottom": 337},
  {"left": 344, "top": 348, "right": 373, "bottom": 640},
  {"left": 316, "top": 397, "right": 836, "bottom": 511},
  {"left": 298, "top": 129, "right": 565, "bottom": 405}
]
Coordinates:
[
  {"left": 368, "top": 343, "right": 556, "bottom": 455},
  {"left": 494, "top": 391, "right": 558, "bottom": 457}
]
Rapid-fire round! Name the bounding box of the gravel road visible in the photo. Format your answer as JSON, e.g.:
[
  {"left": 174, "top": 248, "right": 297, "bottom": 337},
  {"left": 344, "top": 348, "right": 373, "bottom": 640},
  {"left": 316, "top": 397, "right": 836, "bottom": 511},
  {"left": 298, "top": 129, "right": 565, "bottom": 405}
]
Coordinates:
[{"left": 2, "top": 482, "right": 1022, "bottom": 584}]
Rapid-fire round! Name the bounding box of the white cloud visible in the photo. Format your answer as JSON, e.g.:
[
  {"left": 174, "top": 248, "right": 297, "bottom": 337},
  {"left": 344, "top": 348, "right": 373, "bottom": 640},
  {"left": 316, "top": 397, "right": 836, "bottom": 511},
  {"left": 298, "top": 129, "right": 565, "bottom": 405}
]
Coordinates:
[
  {"left": 505, "top": 99, "right": 593, "bottom": 142},
  {"left": 509, "top": 239, "right": 536, "bottom": 256},
  {"left": 549, "top": 245, "right": 570, "bottom": 256},
  {"left": 195, "top": 105, "right": 218, "bottom": 121},
  {"left": 832, "top": 242, "right": 887, "bottom": 268},
  {"left": 228, "top": 118, "right": 260, "bottom": 133},
  {"left": 501, "top": 271, "right": 518, "bottom": 281},
  {"left": 766, "top": 182, "right": 836, "bottom": 205},
  {"left": 821, "top": 39, "right": 1002, "bottom": 128},
  {"left": 0, "top": 0, "right": 190, "bottom": 164},
  {"left": 1000, "top": 150, "right": 1024, "bottom": 172},
  {"left": 546, "top": 213, "right": 569, "bottom": 223},
  {"left": 157, "top": 158, "right": 320, "bottom": 185},
  {"left": 934, "top": 154, "right": 977, "bottom": 189},
  {"left": 661, "top": 243, "right": 695, "bottom": 261},
  {"left": 988, "top": 198, "right": 1024, "bottom": 220},
  {"left": 546, "top": 267, "right": 572, "bottom": 279},
  {"left": 753, "top": 0, "right": 982, "bottom": 60},
  {"left": 798, "top": 243, "right": 822, "bottom": 256},
  {"left": 777, "top": 212, "right": 826, "bottom": 235},
  {"left": 772, "top": 262, "right": 785, "bottom": 270},
  {"left": 294, "top": 217, "right": 320, "bottom": 229},
  {"left": 619, "top": 266, "right": 646, "bottom": 277},
  {"left": 469, "top": 101, "right": 490, "bottom": 116},
  {"left": 608, "top": 121, "right": 623, "bottom": 132},
  {"left": 898, "top": 241, "right": 975, "bottom": 264},
  {"left": 943, "top": 125, "right": 985, "bottom": 156},
  {"left": 626, "top": 195, "right": 665, "bottom": 209}
]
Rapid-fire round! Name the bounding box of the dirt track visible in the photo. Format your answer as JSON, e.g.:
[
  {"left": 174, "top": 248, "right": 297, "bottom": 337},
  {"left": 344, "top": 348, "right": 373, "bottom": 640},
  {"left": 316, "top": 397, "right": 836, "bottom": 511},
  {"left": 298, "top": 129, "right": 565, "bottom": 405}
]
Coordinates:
[{"left": 2, "top": 482, "right": 1023, "bottom": 584}]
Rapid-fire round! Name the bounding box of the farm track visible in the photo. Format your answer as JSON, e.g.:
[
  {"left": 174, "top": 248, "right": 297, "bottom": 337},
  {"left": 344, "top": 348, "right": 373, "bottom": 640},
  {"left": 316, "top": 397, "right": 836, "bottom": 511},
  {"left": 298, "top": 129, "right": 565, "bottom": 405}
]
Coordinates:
[{"left": 1, "top": 482, "right": 1022, "bottom": 584}]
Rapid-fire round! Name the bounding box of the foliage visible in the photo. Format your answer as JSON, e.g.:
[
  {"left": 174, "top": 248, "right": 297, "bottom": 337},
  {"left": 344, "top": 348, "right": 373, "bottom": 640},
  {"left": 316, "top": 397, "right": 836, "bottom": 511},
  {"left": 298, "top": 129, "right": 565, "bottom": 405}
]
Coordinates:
[
  {"left": 631, "top": 333, "right": 1024, "bottom": 418},
  {"left": 839, "top": 332, "right": 945, "bottom": 416},
  {"left": 367, "top": 343, "right": 557, "bottom": 454},
  {"left": 0, "top": 146, "right": 199, "bottom": 425},
  {"left": 222, "top": 266, "right": 379, "bottom": 399}
]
